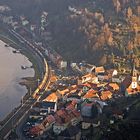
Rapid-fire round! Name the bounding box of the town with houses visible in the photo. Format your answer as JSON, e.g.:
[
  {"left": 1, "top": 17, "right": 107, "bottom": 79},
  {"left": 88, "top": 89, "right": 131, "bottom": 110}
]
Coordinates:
[
  {"left": 0, "top": 3, "right": 140, "bottom": 140},
  {"left": 21, "top": 61, "right": 140, "bottom": 139}
]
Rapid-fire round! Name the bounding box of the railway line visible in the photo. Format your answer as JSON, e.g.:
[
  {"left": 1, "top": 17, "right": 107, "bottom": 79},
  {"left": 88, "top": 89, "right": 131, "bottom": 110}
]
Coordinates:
[{"left": 0, "top": 29, "right": 51, "bottom": 139}]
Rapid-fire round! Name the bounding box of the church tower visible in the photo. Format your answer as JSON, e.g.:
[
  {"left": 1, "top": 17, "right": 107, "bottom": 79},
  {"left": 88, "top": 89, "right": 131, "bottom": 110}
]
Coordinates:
[{"left": 131, "top": 63, "right": 137, "bottom": 89}]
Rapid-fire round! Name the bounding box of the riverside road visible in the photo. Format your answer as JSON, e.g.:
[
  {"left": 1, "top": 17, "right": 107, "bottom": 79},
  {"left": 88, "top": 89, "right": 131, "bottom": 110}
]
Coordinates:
[{"left": 0, "top": 29, "right": 50, "bottom": 140}]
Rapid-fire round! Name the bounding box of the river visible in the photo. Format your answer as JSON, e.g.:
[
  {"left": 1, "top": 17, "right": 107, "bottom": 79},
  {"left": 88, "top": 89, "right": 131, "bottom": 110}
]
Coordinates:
[{"left": 0, "top": 40, "right": 35, "bottom": 121}]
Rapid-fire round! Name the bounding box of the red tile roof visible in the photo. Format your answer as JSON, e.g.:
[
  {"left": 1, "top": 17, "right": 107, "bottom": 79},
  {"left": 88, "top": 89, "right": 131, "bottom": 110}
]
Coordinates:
[
  {"left": 101, "top": 91, "right": 112, "bottom": 100},
  {"left": 95, "top": 66, "right": 105, "bottom": 73},
  {"left": 126, "top": 84, "right": 140, "bottom": 95},
  {"left": 46, "top": 115, "right": 55, "bottom": 124},
  {"left": 56, "top": 109, "right": 65, "bottom": 116},
  {"left": 30, "top": 124, "right": 44, "bottom": 135},
  {"left": 54, "top": 107, "right": 80, "bottom": 124},
  {"left": 109, "top": 83, "right": 119, "bottom": 90},
  {"left": 66, "top": 104, "right": 75, "bottom": 111},
  {"left": 83, "top": 89, "right": 98, "bottom": 98}
]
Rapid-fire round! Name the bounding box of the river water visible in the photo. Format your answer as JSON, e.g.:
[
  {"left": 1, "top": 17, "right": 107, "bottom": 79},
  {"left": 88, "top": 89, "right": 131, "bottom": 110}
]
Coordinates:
[{"left": 0, "top": 40, "right": 35, "bottom": 121}]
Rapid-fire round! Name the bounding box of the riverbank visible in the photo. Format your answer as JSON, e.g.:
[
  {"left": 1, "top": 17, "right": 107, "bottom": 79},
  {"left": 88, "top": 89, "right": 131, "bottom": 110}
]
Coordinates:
[
  {"left": 0, "top": 43, "right": 34, "bottom": 125},
  {"left": 0, "top": 28, "right": 43, "bottom": 84},
  {"left": 0, "top": 28, "right": 40, "bottom": 124},
  {"left": 0, "top": 34, "right": 37, "bottom": 90}
]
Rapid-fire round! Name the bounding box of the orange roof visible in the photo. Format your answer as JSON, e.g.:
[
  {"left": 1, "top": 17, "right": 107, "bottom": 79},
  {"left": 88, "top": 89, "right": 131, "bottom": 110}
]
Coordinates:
[
  {"left": 82, "top": 73, "right": 96, "bottom": 79},
  {"left": 71, "top": 85, "right": 77, "bottom": 89},
  {"left": 70, "top": 89, "right": 77, "bottom": 94},
  {"left": 43, "top": 92, "right": 58, "bottom": 102},
  {"left": 101, "top": 91, "right": 112, "bottom": 100},
  {"left": 50, "top": 76, "right": 58, "bottom": 83},
  {"left": 132, "top": 77, "right": 137, "bottom": 82},
  {"left": 58, "top": 89, "right": 70, "bottom": 95},
  {"left": 95, "top": 66, "right": 105, "bottom": 73},
  {"left": 109, "top": 83, "right": 119, "bottom": 90},
  {"left": 126, "top": 84, "right": 140, "bottom": 95},
  {"left": 97, "top": 83, "right": 107, "bottom": 87},
  {"left": 70, "top": 85, "right": 78, "bottom": 92},
  {"left": 83, "top": 89, "right": 98, "bottom": 98}
]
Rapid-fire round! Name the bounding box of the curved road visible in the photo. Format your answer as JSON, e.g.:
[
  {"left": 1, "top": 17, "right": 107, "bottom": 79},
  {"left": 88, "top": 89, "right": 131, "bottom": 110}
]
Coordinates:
[{"left": 0, "top": 29, "right": 50, "bottom": 140}]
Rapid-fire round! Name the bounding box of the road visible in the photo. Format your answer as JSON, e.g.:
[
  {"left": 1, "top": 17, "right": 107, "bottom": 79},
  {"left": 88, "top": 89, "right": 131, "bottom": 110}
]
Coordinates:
[
  {"left": 0, "top": 30, "right": 51, "bottom": 140},
  {"left": 0, "top": 98, "right": 35, "bottom": 139}
]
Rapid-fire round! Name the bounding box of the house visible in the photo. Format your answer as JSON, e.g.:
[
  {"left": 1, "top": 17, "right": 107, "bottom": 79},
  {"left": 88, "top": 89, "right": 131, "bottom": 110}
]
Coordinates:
[
  {"left": 20, "top": 16, "right": 29, "bottom": 26},
  {"left": 81, "top": 101, "right": 106, "bottom": 130},
  {"left": 83, "top": 89, "right": 98, "bottom": 99},
  {"left": 79, "top": 63, "right": 96, "bottom": 74},
  {"left": 71, "top": 63, "right": 77, "bottom": 69},
  {"left": 122, "top": 64, "right": 140, "bottom": 96},
  {"left": 81, "top": 103, "right": 99, "bottom": 120},
  {"left": 29, "top": 124, "right": 45, "bottom": 136},
  {"left": 68, "top": 6, "right": 82, "bottom": 15},
  {"left": 107, "top": 69, "right": 118, "bottom": 77},
  {"left": 125, "top": 76, "right": 140, "bottom": 95},
  {"left": 95, "top": 66, "right": 105, "bottom": 74},
  {"left": 53, "top": 122, "right": 68, "bottom": 135},
  {"left": 50, "top": 75, "right": 58, "bottom": 83},
  {"left": 42, "top": 115, "right": 55, "bottom": 129},
  {"left": 85, "top": 64, "right": 96, "bottom": 74},
  {"left": 100, "top": 91, "right": 112, "bottom": 100},
  {"left": 97, "top": 73, "right": 110, "bottom": 82},
  {"left": 2, "top": 16, "right": 13, "bottom": 24},
  {"left": 32, "top": 101, "right": 57, "bottom": 113},
  {"left": 69, "top": 85, "right": 78, "bottom": 93},
  {"left": 82, "top": 73, "right": 99, "bottom": 84},
  {"left": 40, "top": 101, "right": 57, "bottom": 113},
  {"left": 43, "top": 92, "right": 58, "bottom": 102},
  {"left": 30, "top": 24, "right": 36, "bottom": 31},
  {"left": 22, "top": 20, "right": 29, "bottom": 26},
  {"left": 60, "top": 61, "right": 67, "bottom": 69},
  {"left": 112, "top": 75, "right": 123, "bottom": 83},
  {"left": 109, "top": 83, "right": 120, "bottom": 91},
  {"left": 0, "top": 5, "right": 10, "bottom": 12},
  {"left": 10, "top": 21, "right": 18, "bottom": 28},
  {"left": 53, "top": 105, "right": 80, "bottom": 135},
  {"left": 57, "top": 89, "right": 70, "bottom": 96},
  {"left": 121, "top": 75, "right": 131, "bottom": 93},
  {"left": 81, "top": 122, "right": 91, "bottom": 130}
]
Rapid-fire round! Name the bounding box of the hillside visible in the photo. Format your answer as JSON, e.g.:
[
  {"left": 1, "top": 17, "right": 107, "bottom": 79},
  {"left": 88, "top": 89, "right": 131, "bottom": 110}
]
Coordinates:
[{"left": 0, "top": 0, "right": 140, "bottom": 65}]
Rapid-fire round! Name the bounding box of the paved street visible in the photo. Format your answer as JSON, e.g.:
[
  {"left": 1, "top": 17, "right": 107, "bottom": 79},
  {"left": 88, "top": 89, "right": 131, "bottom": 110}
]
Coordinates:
[{"left": 0, "top": 30, "right": 50, "bottom": 140}]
